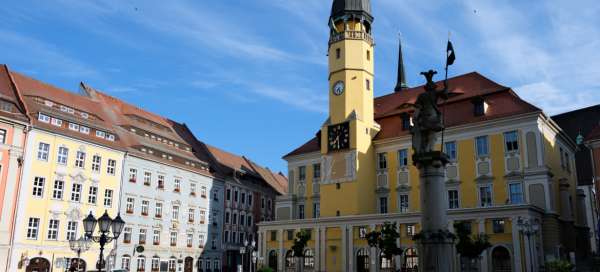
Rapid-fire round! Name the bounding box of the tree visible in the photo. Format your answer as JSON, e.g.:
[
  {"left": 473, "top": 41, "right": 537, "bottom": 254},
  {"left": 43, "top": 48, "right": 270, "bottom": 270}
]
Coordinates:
[
  {"left": 454, "top": 222, "right": 492, "bottom": 272},
  {"left": 365, "top": 222, "right": 403, "bottom": 270},
  {"left": 290, "top": 229, "right": 311, "bottom": 272}
]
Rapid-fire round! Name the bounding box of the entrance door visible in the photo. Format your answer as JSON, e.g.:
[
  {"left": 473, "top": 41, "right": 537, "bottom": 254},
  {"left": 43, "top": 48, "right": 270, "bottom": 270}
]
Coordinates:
[
  {"left": 26, "top": 258, "right": 50, "bottom": 272},
  {"left": 69, "top": 258, "right": 87, "bottom": 272},
  {"left": 184, "top": 257, "right": 194, "bottom": 272},
  {"left": 356, "top": 248, "right": 369, "bottom": 272},
  {"left": 492, "top": 247, "right": 512, "bottom": 272},
  {"left": 268, "top": 251, "right": 278, "bottom": 270}
]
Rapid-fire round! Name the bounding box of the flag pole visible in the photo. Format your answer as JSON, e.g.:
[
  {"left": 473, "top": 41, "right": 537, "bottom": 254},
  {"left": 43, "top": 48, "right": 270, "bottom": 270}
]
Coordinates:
[{"left": 441, "top": 32, "right": 451, "bottom": 155}]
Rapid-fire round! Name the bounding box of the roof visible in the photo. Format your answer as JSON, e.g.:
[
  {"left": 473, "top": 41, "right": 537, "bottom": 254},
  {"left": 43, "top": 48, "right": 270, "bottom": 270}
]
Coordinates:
[
  {"left": 586, "top": 125, "right": 600, "bottom": 141},
  {"left": 331, "top": 0, "right": 372, "bottom": 21},
  {"left": 7, "top": 68, "right": 124, "bottom": 150},
  {"left": 284, "top": 72, "right": 541, "bottom": 158},
  {"left": 0, "top": 65, "right": 29, "bottom": 123}
]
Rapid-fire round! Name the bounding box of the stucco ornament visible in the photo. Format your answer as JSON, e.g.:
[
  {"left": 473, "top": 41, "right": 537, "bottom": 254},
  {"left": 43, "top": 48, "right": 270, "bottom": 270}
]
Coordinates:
[{"left": 411, "top": 70, "right": 448, "bottom": 155}]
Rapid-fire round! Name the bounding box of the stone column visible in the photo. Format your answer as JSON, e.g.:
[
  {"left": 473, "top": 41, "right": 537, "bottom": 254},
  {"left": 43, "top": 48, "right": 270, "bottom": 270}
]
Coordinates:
[
  {"left": 395, "top": 221, "right": 402, "bottom": 270},
  {"left": 414, "top": 152, "right": 455, "bottom": 272},
  {"left": 315, "top": 226, "right": 320, "bottom": 271},
  {"left": 478, "top": 219, "right": 489, "bottom": 271},
  {"left": 320, "top": 227, "right": 327, "bottom": 272},
  {"left": 369, "top": 224, "right": 379, "bottom": 272},
  {"left": 278, "top": 229, "right": 284, "bottom": 271},
  {"left": 511, "top": 217, "right": 523, "bottom": 272},
  {"left": 342, "top": 225, "right": 347, "bottom": 271},
  {"left": 348, "top": 226, "right": 354, "bottom": 272}
]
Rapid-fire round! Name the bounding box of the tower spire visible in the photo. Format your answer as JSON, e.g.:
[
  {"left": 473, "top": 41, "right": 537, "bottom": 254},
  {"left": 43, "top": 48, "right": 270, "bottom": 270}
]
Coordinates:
[{"left": 395, "top": 35, "right": 408, "bottom": 92}]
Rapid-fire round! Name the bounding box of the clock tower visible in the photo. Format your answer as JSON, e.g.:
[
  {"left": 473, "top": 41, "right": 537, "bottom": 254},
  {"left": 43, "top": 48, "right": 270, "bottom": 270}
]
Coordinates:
[{"left": 320, "top": 0, "right": 379, "bottom": 216}]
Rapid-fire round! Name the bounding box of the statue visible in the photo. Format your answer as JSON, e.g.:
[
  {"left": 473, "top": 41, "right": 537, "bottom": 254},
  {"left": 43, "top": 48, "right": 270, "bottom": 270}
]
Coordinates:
[{"left": 411, "top": 70, "right": 448, "bottom": 155}]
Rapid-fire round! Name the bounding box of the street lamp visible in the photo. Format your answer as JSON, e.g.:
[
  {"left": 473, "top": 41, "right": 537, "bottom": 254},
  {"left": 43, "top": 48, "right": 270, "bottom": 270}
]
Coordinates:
[
  {"left": 83, "top": 210, "right": 126, "bottom": 272},
  {"left": 517, "top": 217, "right": 540, "bottom": 272},
  {"left": 69, "top": 236, "right": 91, "bottom": 271},
  {"left": 241, "top": 239, "right": 257, "bottom": 272}
]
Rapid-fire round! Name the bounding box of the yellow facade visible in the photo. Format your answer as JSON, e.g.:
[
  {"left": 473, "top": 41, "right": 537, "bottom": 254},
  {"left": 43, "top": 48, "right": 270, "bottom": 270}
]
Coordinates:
[{"left": 11, "top": 128, "right": 124, "bottom": 271}]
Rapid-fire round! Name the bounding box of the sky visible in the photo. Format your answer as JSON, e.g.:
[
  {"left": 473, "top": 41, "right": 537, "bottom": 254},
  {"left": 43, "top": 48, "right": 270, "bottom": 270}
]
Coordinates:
[{"left": 1, "top": 0, "right": 599, "bottom": 173}]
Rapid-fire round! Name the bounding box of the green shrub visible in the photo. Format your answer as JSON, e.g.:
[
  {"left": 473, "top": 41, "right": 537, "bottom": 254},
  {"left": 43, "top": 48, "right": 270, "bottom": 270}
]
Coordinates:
[{"left": 545, "top": 260, "right": 573, "bottom": 272}]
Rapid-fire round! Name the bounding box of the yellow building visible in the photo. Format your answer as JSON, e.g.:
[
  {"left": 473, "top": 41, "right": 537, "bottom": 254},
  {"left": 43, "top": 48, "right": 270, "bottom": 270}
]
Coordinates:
[
  {"left": 257, "top": 1, "right": 584, "bottom": 271},
  {"left": 7, "top": 71, "right": 125, "bottom": 271}
]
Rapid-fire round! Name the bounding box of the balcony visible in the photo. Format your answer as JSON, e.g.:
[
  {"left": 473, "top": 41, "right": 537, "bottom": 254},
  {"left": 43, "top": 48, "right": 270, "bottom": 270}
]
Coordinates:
[{"left": 329, "top": 30, "right": 374, "bottom": 45}]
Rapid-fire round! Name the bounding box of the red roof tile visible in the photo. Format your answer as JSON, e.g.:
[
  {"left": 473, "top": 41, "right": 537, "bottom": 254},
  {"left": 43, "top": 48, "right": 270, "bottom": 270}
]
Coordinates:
[{"left": 284, "top": 72, "right": 541, "bottom": 158}]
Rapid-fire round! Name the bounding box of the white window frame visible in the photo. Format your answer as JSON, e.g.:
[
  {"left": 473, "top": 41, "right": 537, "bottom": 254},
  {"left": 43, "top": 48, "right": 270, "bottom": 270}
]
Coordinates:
[
  {"left": 68, "top": 123, "right": 79, "bottom": 131},
  {"left": 47, "top": 219, "right": 59, "bottom": 240},
  {"left": 478, "top": 184, "right": 493, "bottom": 207},
  {"left": 37, "top": 142, "right": 50, "bottom": 161},
  {"left": 88, "top": 186, "right": 98, "bottom": 204},
  {"left": 33, "top": 177, "right": 45, "bottom": 197},
  {"left": 75, "top": 151, "right": 86, "bottom": 168},
  {"left": 107, "top": 159, "right": 116, "bottom": 175},
  {"left": 91, "top": 155, "right": 101, "bottom": 172},
  {"left": 103, "top": 189, "right": 113, "bottom": 207},
  {"left": 66, "top": 221, "right": 77, "bottom": 241},
  {"left": 38, "top": 113, "right": 50, "bottom": 123},
  {"left": 27, "top": 217, "right": 40, "bottom": 239},
  {"left": 52, "top": 180, "right": 64, "bottom": 200},
  {"left": 71, "top": 183, "right": 82, "bottom": 202},
  {"left": 57, "top": 147, "right": 68, "bottom": 165}
]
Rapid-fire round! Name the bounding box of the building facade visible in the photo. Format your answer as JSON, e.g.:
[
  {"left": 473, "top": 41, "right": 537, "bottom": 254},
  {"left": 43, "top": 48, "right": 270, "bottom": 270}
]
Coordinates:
[
  {"left": 0, "top": 65, "right": 30, "bottom": 270},
  {"left": 8, "top": 70, "right": 126, "bottom": 271},
  {"left": 258, "top": 1, "right": 584, "bottom": 271},
  {"left": 585, "top": 124, "right": 600, "bottom": 253},
  {"left": 207, "top": 146, "right": 286, "bottom": 272}
]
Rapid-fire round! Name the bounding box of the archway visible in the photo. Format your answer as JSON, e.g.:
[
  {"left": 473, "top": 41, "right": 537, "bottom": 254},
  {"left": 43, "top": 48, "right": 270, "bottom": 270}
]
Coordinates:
[
  {"left": 402, "top": 248, "right": 418, "bottom": 272},
  {"left": 492, "top": 246, "right": 512, "bottom": 272},
  {"left": 68, "top": 258, "right": 86, "bottom": 272},
  {"left": 268, "top": 250, "right": 278, "bottom": 270},
  {"left": 285, "top": 250, "right": 295, "bottom": 271},
  {"left": 26, "top": 257, "right": 50, "bottom": 272},
  {"left": 184, "top": 256, "right": 194, "bottom": 272},
  {"left": 356, "top": 248, "right": 369, "bottom": 272}
]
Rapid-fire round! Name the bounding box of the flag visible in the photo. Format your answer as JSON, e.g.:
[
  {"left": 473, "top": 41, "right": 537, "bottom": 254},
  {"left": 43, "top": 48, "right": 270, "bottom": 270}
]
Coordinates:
[{"left": 446, "top": 41, "right": 456, "bottom": 66}]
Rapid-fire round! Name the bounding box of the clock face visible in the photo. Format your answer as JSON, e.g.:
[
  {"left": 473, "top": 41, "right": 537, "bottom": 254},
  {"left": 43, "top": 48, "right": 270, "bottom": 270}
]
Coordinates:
[
  {"left": 332, "top": 81, "right": 345, "bottom": 96},
  {"left": 328, "top": 122, "right": 350, "bottom": 151}
]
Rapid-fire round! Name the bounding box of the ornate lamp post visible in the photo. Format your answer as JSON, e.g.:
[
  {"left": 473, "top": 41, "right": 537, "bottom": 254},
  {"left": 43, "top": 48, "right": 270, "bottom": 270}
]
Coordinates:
[
  {"left": 69, "top": 236, "right": 91, "bottom": 271},
  {"left": 240, "top": 239, "right": 257, "bottom": 272},
  {"left": 83, "top": 210, "right": 125, "bottom": 272},
  {"left": 517, "top": 217, "right": 540, "bottom": 272}
]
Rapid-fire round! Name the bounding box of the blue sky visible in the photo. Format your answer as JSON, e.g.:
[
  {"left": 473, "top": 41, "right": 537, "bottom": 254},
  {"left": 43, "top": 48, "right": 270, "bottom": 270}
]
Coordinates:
[{"left": 1, "top": 0, "right": 599, "bottom": 173}]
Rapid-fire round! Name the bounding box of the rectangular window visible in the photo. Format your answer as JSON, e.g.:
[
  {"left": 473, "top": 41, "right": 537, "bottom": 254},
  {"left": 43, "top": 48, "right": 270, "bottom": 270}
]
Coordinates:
[
  {"left": 225, "top": 212, "right": 230, "bottom": 224},
  {"left": 199, "top": 234, "right": 205, "bottom": 246},
  {"left": 190, "top": 183, "right": 197, "bottom": 196},
  {"left": 143, "top": 171, "right": 151, "bottom": 185},
  {"left": 153, "top": 230, "right": 160, "bottom": 245},
  {"left": 71, "top": 184, "right": 82, "bottom": 202},
  {"left": 91, "top": 155, "right": 101, "bottom": 172},
  {"left": 448, "top": 190, "right": 459, "bottom": 209},
  {"left": 401, "top": 115, "right": 411, "bottom": 130},
  {"left": 270, "top": 231, "right": 277, "bottom": 241},
  {"left": 367, "top": 50, "right": 371, "bottom": 61},
  {"left": 37, "top": 142, "right": 50, "bottom": 161},
  {"left": 476, "top": 136, "right": 489, "bottom": 157},
  {"left": 68, "top": 123, "right": 79, "bottom": 131},
  {"left": 298, "top": 205, "right": 305, "bottom": 219},
  {"left": 174, "top": 178, "right": 181, "bottom": 192},
  {"left": 479, "top": 185, "right": 492, "bottom": 207},
  {"left": 79, "top": 126, "right": 90, "bottom": 134},
  {"left": 406, "top": 224, "right": 415, "bottom": 237},
  {"left": 0, "top": 129, "right": 6, "bottom": 144},
  {"left": 336, "top": 48, "right": 341, "bottom": 59},
  {"left": 187, "top": 233, "right": 193, "bottom": 247},
  {"left": 155, "top": 203, "right": 163, "bottom": 218},
  {"left": 313, "top": 203, "right": 320, "bottom": 218},
  {"left": 95, "top": 130, "right": 106, "bottom": 138},
  {"left": 248, "top": 194, "right": 253, "bottom": 206},
  {"left": 123, "top": 227, "right": 132, "bottom": 243},
  {"left": 313, "top": 163, "right": 321, "bottom": 179},
  {"left": 247, "top": 215, "right": 253, "bottom": 226},
  {"left": 47, "top": 219, "right": 59, "bottom": 240},
  {"left": 565, "top": 152, "right": 571, "bottom": 172},
  {"left": 298, "top": 166, "right": 306, "bottom": 181},
  {"left": 57, "top": 147, "right": 68, "bottom": 165},
  {"left": 366, "top": 79, "right": 371, "bottom": 90},
  {"left": 234, "top": 190, "right": 239, "bottom": 202},
  {"left": 188, "top": 208, "right": 195, "bottom": 222},
  {"left": 201, "top": 186, "right": 207, "bottom": 198},
  {"left": 88, "top": 186, "right": 98, "bottom": 204},
  {"left": 51, "top": 118, "right": 62, "bottom": 127},
  {"left": 103, "top": 189, "right": 113, "bottom": 207},
  {"left": 126, "top": 198, "right": 134, "bottom": 214},
  {"left": 492, "top": 219, "right": 505, "bottom": 233},
  {"left": 474, "top": 100, "right": 485, "bottom": 116},
  {"left": 172, "top": 206, "right": 179, "bottom": 220},
  {"left": 398, "top": 149, "right": 408, "bottom": 167},
  {"left": 509, "top": 183, "right": 524, "bottom": 204},
  {"left": 170, "top": 232, "right": 177, "bottom": 246},
  {"left": 262, "top": 197, "right": 265, "bottom": 209},
  {"left": 445, "top": 142, "right": 457, "bottom": 160},
  {"left": 233, "top": 213, "right": 238, "bottom": 225},
  {"left": 504, "top": 131, "right": 519, "bottom": 152},
  {"left": 240, "top": 214, "right": 245, "bottom": 226},
  {"left": 157, "top": 175, "right": 165, "bottom": 189},
  {"left": 27, "top": 218, "right": 40, "bottom": 239},
  {"left": 224, "top": 230, "right": 229, "bottom": 243},
  {"left": 226, "top": 189, "right": 231, "bottom": 201},
  {"left": 32, "top": 177, "right": 45, "bottom": 197},
  {"left": 377, "top": 153, "right": 387, "bottom": 169},
  {"left": 107, "top": 159, "right": 116, "bottom": 175},
  {"left": 75, "top": 151, "right": 86, "bottom": 168},
  {"left": 139, "top": 229, "right": 147, "bottom": 244},
  {"left": 141, "top": 200, "right": 149, "bottom": 216},
  {"left": 66, "top": 221, "right": 77, "bottom": 241},
  {"left": 399, "top": 194, "right": 409, "bottom": 213},
  {"left": 38, "top": 113, "right": 50, "bottom": 123},
  {"left": 52, "top": 180, "right": 64, "bottom": 200},
  {"left": 379, "top": 197, "right": 388, "bottom": 214},
  {"left": 129, "top": 168, "right": 137, "bottom": 182}
]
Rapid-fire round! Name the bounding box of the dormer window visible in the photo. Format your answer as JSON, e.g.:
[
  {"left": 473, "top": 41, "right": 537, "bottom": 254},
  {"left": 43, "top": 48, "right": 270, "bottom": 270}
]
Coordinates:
[
  {"left": 81, "top": 112, "right": 89, "bottom": 119},
  {"left": 38, "top": 113, "right": 51, "bottom": 123},
  {"left": 44, "top": 100, "right": 54, "bottom": 107},
  {"left": 472, "top": 97, "right": 487, "bottom": 116}
]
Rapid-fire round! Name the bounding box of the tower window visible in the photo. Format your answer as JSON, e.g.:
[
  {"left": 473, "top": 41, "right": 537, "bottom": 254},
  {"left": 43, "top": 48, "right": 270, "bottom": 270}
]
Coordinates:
[
  {"left": 367, "top": 50, "right": 371, "bottom": 61},
  {"left": 401, "top": 114, "right": 411, "bottom": 130},
  {"left": 472, "top": 97, "right": 487, "bottom": 116},
  {"left": 336, "top": 48, "right": 341, "bottom": 59},
  {"left": 366, "top": 79, "right": 371, "bottom": 90}
]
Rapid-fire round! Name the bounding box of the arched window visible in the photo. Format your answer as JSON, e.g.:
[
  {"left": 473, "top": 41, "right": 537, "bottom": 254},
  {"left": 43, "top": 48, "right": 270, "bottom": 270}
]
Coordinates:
[
  {"left": 304, "top": 249, "right": 315, "bottom": 269},
  {"left": 285, "top": 250, "right": 295, "bottom": 268},
  {"left": 492, "top": 246, "right": 512, "bottom": 272},
  {"left": 356, "top": 248, "right": 369, "bottom": 272},
  {"left": 213, "top": 258, "right": 221, "bottom": 272}
]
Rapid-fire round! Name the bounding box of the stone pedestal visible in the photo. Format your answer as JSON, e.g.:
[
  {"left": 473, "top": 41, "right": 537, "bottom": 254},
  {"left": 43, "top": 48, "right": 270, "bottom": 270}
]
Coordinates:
[{"left": 413, "top": 151, "right": 456, "bottom": 272}]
